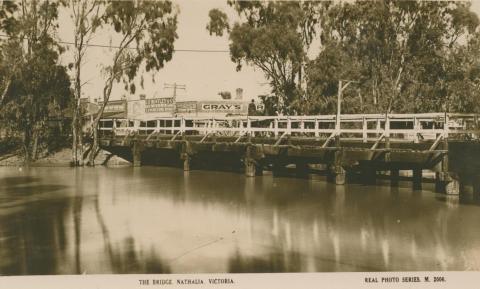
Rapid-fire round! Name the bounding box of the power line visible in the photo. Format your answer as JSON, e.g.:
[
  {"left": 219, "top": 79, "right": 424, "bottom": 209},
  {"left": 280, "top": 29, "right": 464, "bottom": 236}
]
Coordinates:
[
  {"left": 0, "top": 34, "right": 230, "bottom": 53},
  {"left": 164, "top": 82, "right": 186, "bottom": 102}
]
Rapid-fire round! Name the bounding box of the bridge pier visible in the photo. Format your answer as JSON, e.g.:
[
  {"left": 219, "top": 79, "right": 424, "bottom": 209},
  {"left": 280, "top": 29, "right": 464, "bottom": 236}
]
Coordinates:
[
  {"left": 334, "top": 166, "right": 346, "bottom": 185},
  {"left": 412, "top": 168, "right": 422, "bottom": 191},
  {"left": 390, "top": 168, "right": 399, "bottom": 187},
  {"left": 435, "top": 172, "right": 459, "bottom": 195},
  {"left": 445, "top": 176, "right": 460, "bottom": 195},
  {"left": 434, "top": 139, "right": 460, "bottom": 195},
  {"left": 360, "top": 163, "right": 376, "bottom": 185},
  {"left": 272, "top": 160, "right": 286, "bottom": 177},
  {"left": 180, "top": 141, "right": 191, "bottom": 171},
  {"left": 244, "top": 145, "right": 258, "bottom": 177},
  {"left": 473, "top": 175, "right": 480, "bottom": 201},
  {"left": 296, "top": 161, "right": 309, "bottom": 178},
  {"left": 245, "top": 160, "right": 256, "bottom": 177},
  {"left": 328, "top": 148, "right": 345, "bottom": 185},
  {"left": 182, "top": 155, "right": 191, "bottom": 171},
  {"left": 132, "top": 141, "right": 143, "bottom": 167}
]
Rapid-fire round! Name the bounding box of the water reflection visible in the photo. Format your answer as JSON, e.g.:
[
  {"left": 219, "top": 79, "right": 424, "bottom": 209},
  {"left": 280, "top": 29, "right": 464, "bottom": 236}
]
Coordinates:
[{"left": 0, "top": 167, "right": 479, "bottom": 275}]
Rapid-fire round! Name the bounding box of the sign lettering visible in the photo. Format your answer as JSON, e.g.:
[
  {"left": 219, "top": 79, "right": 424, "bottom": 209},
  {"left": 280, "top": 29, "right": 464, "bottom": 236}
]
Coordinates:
[{"left": 145, "top": 97, "right": 175, "bottom": 113}]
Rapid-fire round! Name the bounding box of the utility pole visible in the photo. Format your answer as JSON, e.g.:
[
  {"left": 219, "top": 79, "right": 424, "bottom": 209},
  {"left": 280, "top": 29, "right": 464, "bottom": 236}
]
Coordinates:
[
  {"left": 164, "top": 82, "right": 186, "bottom": 102},
  {"left": 336, "top": 80, "right": 358, "bottom": 131}
]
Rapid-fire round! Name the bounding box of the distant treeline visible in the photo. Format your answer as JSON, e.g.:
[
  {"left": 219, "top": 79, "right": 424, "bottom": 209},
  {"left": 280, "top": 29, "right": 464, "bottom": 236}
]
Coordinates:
[
  {"left": 0, "top": 1, "right": 178, "bottom": 164},
  {"left": 1, "top": 1, "right": 480, "bottom": 164},
  {"left": 208, "top": 1, "right": 480, "bottom": 116}
]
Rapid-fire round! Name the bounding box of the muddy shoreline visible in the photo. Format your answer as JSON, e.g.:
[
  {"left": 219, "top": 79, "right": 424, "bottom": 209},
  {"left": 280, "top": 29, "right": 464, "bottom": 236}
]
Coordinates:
[{"left": 0, "top": 148, "right": 130, "bottom": 167}]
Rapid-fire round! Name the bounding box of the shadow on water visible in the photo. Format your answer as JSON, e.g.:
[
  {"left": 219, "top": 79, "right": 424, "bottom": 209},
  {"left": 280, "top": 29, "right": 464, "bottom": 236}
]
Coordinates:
[
  {"left": 0, "top": 176, "right": 40, "bottom": 187},
  {"left": 0, "top": 185, "right": 67, "bottom": 199},
  {"left": 91, "top": 173, "right": 171, "bottom": 274},
  {"left": 436, "top": 192, "right": 480, "bottom": 207},
  {"left": 1, "top": 166, "right": 480, "bottom": 274},
  {"left": 228, "top": 249, "right": 302, "bottom": 273},
  {"left": 107, "top": 237, "right": 172, "bottom": 274},
  {"left": 0, "top": 196, "right": 70, "bottom": 275}
]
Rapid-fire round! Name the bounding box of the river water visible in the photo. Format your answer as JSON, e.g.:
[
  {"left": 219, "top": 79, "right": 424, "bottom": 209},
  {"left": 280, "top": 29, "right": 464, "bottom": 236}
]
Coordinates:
[{"left": 0, "top": 166, "right": 479, "bottom": 275}]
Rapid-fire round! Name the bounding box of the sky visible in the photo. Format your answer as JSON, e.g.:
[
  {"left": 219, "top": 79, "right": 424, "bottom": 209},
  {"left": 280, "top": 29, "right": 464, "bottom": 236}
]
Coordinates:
[
  {"left": 58, "top": 0, "right": 270, "bottom": 103},
  {"left": 57, "top": 0, "right": 480, "bottom": 103}
]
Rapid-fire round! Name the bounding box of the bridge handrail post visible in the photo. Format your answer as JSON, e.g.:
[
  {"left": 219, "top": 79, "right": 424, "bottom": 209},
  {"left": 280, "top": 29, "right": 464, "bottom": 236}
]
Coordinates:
[
  {"left": 413, "top": 116, "right": 420, "bottom": 143},
  {"left": 247, "top": 117, "right": 251, "bottom": 137},
  {"left": 287, "top": 117, "right": 291, "bottom": 136},
  {"left": 314, "top": 118, "right": 319, "bottom": 138},
  {"left": 475, "top": 114, "right": 479, "bottom": 139},
  {"left": 385, "top": 115, "right": 390, "bottom": 138},
  {"left": 362, "top": 117, "right": 367, "bottom": 142},
  {"left": 112, "top": 119, "right": 117, "bottom": 137},
  {"left": 134, "top": 120, "right": 139, "bottom": 134},
  {"left": 376, "top": 118, "right": 381, "bottom": 136},
  {"left": 444, "top": 113, "right": 449, "bottom": 139},
  {"left": 238, "top": 118, "right": 243, "bottom": 136},
  {"left": 335, "top": 114, "right": 340, "bottom": 135},
  {"left": 274, "top": 118, "right": 279, "bottom": 138},
  {"left": 181, "top": 117, "right": 185, "bottom": 134}
]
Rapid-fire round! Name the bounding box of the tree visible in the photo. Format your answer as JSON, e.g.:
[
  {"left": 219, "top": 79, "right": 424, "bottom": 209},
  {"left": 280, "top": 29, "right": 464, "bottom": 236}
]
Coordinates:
[
  {"left": 207, "top": 1, "right": 323, "bottom": 115},
  {"left": 69, "top": 0, "right": 103, "bottom": 166},
  {"left": 0, "top": 0, "right": 72, "bottom": 163},
  {"left": 306, "top": 1, "right": 480, "bottom": 115},
  {"left": 0, "top": 1, "right": 21, "bottom": 104},
  {"left": 88, "top": 0, "right": 178, "bottom": 165}
]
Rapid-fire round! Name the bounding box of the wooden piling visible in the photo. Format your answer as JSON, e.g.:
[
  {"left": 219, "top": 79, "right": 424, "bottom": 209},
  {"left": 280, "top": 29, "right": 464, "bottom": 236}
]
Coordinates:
[
  {"left": 183, "top": 157, "right": 190, "bottom": 171},
  {"left": 390, "top": 168, "right": 399, "bottom": 187},
  {"left": 180, "top": 141, "right": 191, "bottom": 171},
  {"left": 445, "top": 177, "right": 460, "bottom": 195},
  {"left": 435, "top": 172, "right": 443, "bottom": 193},
  {"left": 434, "top": 137, "right": 460, "bottom": 195},
  {"left": 361, "top": 163, "right": 376, "bottom": 185},
  {"left": 412, "top": 168, "right": 422, "bottom": 191},
  {"left": 132, "top": 141, "right": 143, "bottom": 167},
  {"left": 296, "top": 161, "right": 309, "bottom": 178},
  {"left": 473, "top": 175, "right": 480, "bottom": 202},
  {"left": 245, "top": 145, "right": 256, "bottom": 177},
  {"left": 330, "top": 148, "right": 345, "bottom": 185},
  {"left": 334, "top": 165, "right": 346, "bottom": 185}
]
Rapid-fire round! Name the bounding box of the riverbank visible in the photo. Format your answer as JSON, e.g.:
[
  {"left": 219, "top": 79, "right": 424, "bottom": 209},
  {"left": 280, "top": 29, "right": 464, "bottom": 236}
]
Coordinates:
[{"left": 0, "top": 148, "right": 130, "bottom": 167}]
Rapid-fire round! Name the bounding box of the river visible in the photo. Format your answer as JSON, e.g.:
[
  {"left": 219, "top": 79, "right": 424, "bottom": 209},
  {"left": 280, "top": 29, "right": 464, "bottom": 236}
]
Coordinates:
[{"left": 0, "top": 166, "right": 479, "bottom": 275}]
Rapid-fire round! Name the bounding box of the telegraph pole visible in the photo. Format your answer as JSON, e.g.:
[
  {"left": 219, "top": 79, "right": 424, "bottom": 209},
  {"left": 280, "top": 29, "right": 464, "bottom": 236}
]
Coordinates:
[
  {"left": 164, "top": 82, "right": 186, "bottom": 102},
  {"left": 336, "top": 80, "right": 358, "bottom": 131}
]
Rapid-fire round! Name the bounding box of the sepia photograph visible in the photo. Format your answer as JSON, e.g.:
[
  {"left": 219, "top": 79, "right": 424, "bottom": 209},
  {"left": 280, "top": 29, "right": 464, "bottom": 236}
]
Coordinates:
[{"left": 0, "top": 0, "right": 479, "bottom": 288}]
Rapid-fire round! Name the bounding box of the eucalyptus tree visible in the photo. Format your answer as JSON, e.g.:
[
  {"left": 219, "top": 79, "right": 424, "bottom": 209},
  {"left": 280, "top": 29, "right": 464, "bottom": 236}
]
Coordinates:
[
  {"left": 0, "top": 0, "right": 72, "bottom": 163},
  {"left": 207, "top": 1, "right": 323, "bottom": 114},
  {"left": 307, "top": 0, "right": 480, "bottom": 114},
  {"left": 69, "top": 0, "right": 102, "bottom": 166},
  {"left": 88, "top": 0, "right": 178, "bottom": 165}
]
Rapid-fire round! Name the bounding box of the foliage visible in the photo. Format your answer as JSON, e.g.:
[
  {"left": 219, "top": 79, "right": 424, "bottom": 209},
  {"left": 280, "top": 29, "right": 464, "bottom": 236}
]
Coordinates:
[
  {"left": 89, "top": 0, "right": 178, "bottom": 164},
  {"left": 209, "top": 1, "right": 480, "bottom": 115},
  {"left": 306, "top": 1, "right": 480, "bottom": 114},
  {"left": 69, "top": 0, "right": 103, "bottom": 165},
  {"left": 207, "top": 1, "right": 323, "bottom": 115},
  {"left": 0, "top": 0, "right": 72, "bottom": 163}
]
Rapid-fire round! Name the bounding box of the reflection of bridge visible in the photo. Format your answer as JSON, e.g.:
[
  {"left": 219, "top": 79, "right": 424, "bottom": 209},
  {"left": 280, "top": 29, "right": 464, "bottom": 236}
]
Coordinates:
[{"left": 98, "top": 113, "right": 480, "bottom": 195}]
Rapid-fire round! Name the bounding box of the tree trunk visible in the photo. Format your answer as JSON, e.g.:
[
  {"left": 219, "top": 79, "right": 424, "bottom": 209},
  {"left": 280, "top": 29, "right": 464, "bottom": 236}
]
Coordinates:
[
  {"left": 23, "top": 130, "right": 31, "bottom": 165},
  {"left": 72, "top": 110, "right": 78, "bottom": 165},
  {"left": 0, "top": 78, "right": 12, "bottom": 104},
  {"left": 32, "top": 132, "right": 39, "bottom": 161},
  {"left": 89, "top": 124, "right": 98, "bottom": 166},
  {"left": 89, "top": 75, "right": 115, "bottom": 165},
  {"left": 78, "top": 114, "right": 84, "bottom": 166}
]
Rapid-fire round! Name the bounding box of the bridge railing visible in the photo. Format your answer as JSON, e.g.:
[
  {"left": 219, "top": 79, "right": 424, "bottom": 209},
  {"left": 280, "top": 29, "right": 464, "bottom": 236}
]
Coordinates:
[{"left": 98, "top": 113, "right": 480, "bottom": 142}]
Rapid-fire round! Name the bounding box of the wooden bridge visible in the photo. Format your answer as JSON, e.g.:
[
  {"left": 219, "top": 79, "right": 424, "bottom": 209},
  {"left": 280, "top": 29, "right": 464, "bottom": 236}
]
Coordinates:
[{"left": 97, "top": 113, "right": 480, "bottom": 195}]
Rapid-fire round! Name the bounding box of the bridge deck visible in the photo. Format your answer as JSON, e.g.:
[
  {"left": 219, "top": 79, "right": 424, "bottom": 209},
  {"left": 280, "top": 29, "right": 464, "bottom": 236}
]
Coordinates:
[{"left": 97, "top": 113, "right": 480, "bottom": 195}]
